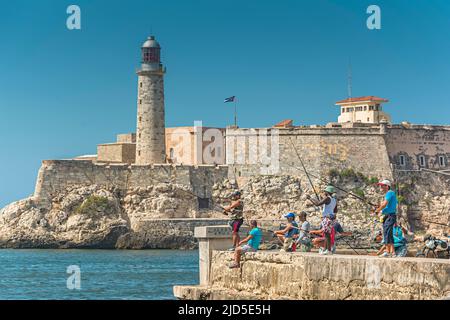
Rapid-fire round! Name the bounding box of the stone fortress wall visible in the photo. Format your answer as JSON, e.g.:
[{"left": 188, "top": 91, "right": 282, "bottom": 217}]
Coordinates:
[
  {"left": 34, "top": 160, "right": 228, "bottom": 207},
  {"left": 386, "top": 124, "right": 450, "bottom": 171},
  {"left": 226, "top": 125, "right": 392, "bottom": 179},
  {"left": 226, "top": 123, "right": 450, "bottom": 179}
]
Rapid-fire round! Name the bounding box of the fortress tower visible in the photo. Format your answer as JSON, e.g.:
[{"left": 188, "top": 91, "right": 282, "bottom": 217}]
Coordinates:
[{"left": 135, "top": 36, "right": 166, "bottom": 164}]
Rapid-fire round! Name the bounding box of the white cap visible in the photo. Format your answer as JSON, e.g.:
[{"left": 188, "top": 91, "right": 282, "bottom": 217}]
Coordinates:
[{"left": 377, "top": 179, "right": 391, "bottom": 187}]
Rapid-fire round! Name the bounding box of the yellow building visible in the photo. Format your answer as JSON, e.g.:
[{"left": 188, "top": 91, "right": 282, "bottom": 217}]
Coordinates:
[{"left": 335, "top": 96, "right": 391, "bottom": 124}]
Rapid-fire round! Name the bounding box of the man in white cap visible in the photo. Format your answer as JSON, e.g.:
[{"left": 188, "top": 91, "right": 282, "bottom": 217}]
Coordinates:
[{"left": 374, "top": 179, "right": 398, "bottom": 258}]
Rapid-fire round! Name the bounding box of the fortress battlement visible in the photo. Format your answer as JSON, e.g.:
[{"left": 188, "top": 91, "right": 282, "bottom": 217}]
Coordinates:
[{"left": 34, "top": 159, "right": 228, "bottom": 206}]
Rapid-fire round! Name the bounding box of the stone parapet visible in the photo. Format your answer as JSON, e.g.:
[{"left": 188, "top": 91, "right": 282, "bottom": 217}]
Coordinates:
[{"left": 33, "top": 160, "right": 228, "bottom": 203}]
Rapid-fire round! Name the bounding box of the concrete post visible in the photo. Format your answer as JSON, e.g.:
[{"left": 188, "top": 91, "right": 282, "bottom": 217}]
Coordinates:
[
  {"left": 195, "top": 225, "right": 249, "bottom": 286},
  {"left": 195, "top": 226, "right": 232, "bottom": 286}
]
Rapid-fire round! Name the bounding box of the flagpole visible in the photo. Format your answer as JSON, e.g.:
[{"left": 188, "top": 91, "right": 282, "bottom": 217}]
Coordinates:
[{"left": 234, "top": 99, "right": 237, "bottom": 128}]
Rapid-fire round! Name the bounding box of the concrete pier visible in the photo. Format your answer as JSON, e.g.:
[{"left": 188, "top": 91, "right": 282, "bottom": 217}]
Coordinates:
[{"left": 174, "top": 225, "right": 450, "bottom": 300}]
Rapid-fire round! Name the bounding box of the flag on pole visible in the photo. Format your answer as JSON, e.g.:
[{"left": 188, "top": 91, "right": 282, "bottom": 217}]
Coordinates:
[{"left": 224, "top": 96, "right": 236, "bottom": 103}]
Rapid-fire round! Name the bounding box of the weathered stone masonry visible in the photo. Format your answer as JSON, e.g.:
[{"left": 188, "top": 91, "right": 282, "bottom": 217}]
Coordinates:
[
  {"left": 227, "top": 126, "right": 393, "bottom": 179},
  {"left": 175, "top": 250, "right": 450, "bottom": 300},
  {"left": 34, "top": 160, "right": 228, "bottom": 207}
]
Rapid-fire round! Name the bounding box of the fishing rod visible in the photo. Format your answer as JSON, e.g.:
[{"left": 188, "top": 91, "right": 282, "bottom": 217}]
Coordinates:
[
  {"left": 334, "top": 236, "right": 364, "bottom": 255},
  {"left": 287, "top": 138, "right": 378, "bottom": 207},
  {"left": 317, "top": 172, "right": 378, "bottom": 207},
  {"left": 288, "top": 137, "right": 320, "bottom": 202},
  {"left": 305, "top": 167, "right": 378, "bottom": 207},
  {"left": 412, "top": 218, "right": 450, "bottom": 228},
  {"left": 306, "top": 231, "right": 364, "bottom": 255}
]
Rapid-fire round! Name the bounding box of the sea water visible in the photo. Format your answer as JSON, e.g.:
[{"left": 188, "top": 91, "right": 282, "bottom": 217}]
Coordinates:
[{"left": 0, "top": 249, "right": 198, "bottom": 300}]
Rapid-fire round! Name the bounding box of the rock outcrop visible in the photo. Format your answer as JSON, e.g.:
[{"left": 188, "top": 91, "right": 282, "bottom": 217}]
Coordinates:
[
  {"left": 0, "top": 186, "right": 127, "bottom": 248},
  {"left": 0, "top": 183, "right": 211, "bottom": 249}
]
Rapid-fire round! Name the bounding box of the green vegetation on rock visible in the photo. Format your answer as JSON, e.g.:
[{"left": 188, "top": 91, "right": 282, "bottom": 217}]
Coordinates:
[
  {"left": 328, "top": 168, "right": 378, "bottom": 186},
  {"left": 352, "top": 188, "right": 365, "bottom": 199},
  {"left": 75, "top": 196, "right": 110, "bottom": 215}
]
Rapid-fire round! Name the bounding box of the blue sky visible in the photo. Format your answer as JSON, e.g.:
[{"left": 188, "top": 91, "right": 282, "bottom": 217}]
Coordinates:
[{"left": 1, "top": 0, "right": 450, "bottom": 207}]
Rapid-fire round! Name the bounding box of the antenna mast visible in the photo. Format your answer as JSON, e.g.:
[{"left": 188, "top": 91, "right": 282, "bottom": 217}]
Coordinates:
[{"left": 347, "top": 58, "right": 352, "bottom": 100}]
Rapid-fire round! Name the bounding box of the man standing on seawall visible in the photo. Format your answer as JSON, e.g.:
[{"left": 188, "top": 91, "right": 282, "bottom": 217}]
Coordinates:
[
  {"left": 374, "top": 179, "right": 398, "bottom": 258},
  {"left": 223, "top": 191, "right": 244, "bottom": 251}
]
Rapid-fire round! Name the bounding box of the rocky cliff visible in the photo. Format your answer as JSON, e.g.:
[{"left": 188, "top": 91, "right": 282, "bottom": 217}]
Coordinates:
[{"left": 0, "top": 183, "right": 212, "bottom": 248}]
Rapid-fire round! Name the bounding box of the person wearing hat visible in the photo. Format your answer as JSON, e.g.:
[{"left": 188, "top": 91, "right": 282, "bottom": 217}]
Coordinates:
[
  {"left": 274, "top": 212, "right": 299, "bottom": 251},
  {"left": 223, "top": 190, "right": 245, "bottom": 251},
  {"left": 374, "top": 179, "right": 398, "bottom": 258},
  {"left": 306, "top": 185, "right": 338, "bottom": 220}
]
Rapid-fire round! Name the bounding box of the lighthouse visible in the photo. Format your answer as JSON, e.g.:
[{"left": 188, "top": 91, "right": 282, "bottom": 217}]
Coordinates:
[{"left": 135, "top": 36, "right": 166, "bottom": 164}]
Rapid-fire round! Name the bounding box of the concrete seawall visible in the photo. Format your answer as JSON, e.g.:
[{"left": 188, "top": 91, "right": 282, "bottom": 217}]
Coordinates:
[
  {"left": 175, "top": 251, "right": 450, "bottom": 300},
  {"left": 174, "top": 226, "right": 450, "bottom": 300}
]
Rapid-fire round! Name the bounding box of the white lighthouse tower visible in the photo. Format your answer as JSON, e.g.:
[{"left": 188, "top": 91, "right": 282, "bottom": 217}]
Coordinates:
[{"left": 135, "top": 36, "right": 166, "bottom": 164}]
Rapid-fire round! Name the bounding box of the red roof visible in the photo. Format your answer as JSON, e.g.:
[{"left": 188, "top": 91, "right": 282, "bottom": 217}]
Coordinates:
[
  {"left": 273, "top": 119, "right": 293, "bottom": 128},
  {"left": 335, "top": 96, "right": 389, "bottom": 105}
]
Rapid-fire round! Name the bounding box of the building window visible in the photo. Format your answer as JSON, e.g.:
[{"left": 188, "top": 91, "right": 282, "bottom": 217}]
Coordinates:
[
  {"left": 138, "top": 151, "right": 141, "bottom": 156},
  {"left": 369, "top": 105, "right": 374, "bottom": 111},
  {"left": 139, "top": 133, "right": 141, "bottom": 139},
  {"left": 342, "top": 107, "right": 345, "bottom": 113},
  {"left": 367, "top": 117, "right": 370, "bottom": 122},
  {"left": 139, "top": 116, "right": 142, "bottom": 122},
  {"left": 140, "top": 82, "right": 142, "bottom": 88},
  {"left": 419, "top": 155, "right": 426, "bottom": 167},
  {"left": 439, "top": 156, "right": 446, "bottom": 167},
  {"left": 364, "top": 106, "right": 367, "bottom": 111},
  {"left": 139, "top": 99, "right": 142, "bottom": 105},
  {"left": 399, "top": 155, "right": 406, "bottom": 166},
  {"left": 197, "top": 197, "right": 210, "bottom": 209}
]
